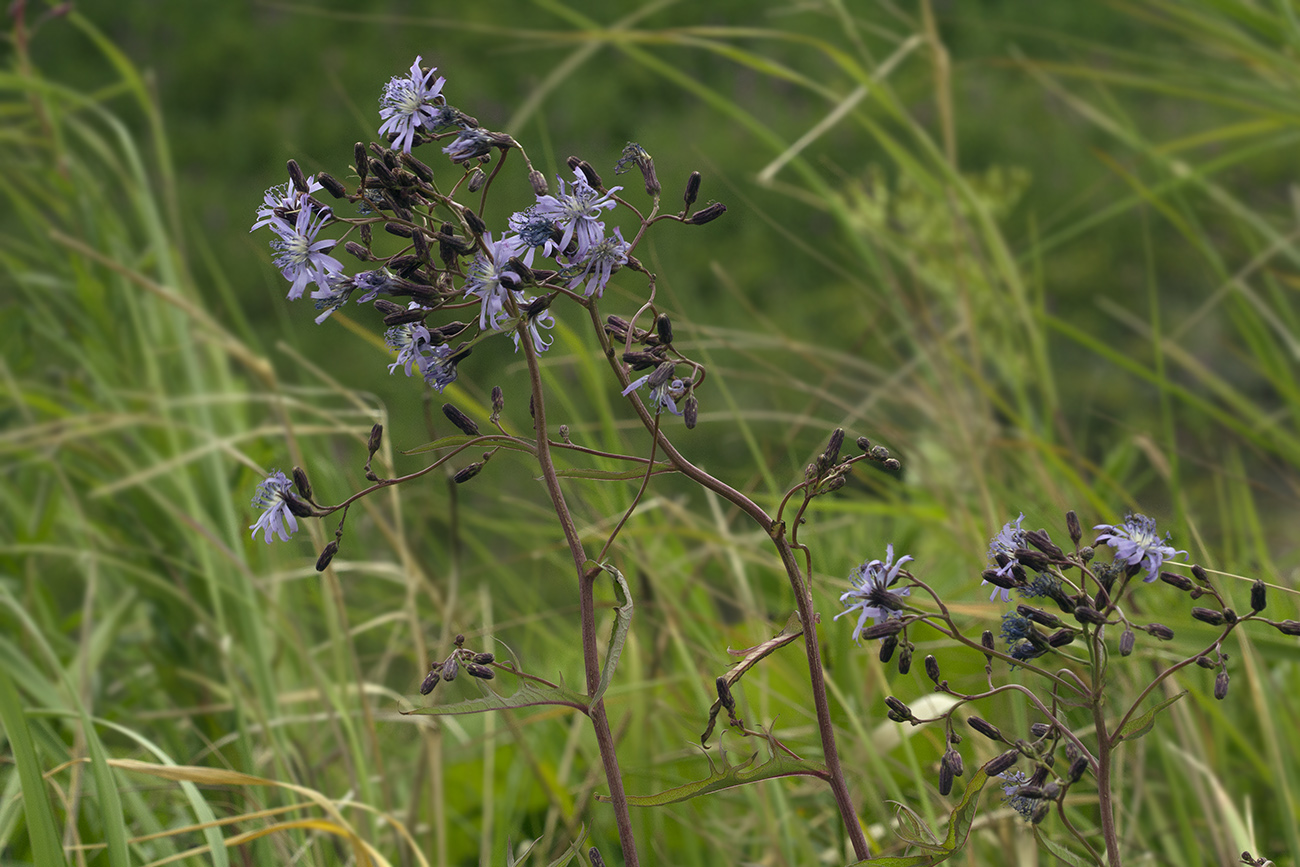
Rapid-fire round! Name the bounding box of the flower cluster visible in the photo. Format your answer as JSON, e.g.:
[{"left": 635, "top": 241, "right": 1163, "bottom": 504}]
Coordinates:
[
  {"left": 835, "top": 544, "right": 913, "bottom": 644},
  {"left": 1094, "top": 513, "right": 1186, "bottom": 581}
]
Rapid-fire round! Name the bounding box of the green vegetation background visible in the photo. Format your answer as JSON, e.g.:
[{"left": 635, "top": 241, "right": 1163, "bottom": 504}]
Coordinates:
[{"left": 4, "top": 1, "right": 1300, "bottom": 865}]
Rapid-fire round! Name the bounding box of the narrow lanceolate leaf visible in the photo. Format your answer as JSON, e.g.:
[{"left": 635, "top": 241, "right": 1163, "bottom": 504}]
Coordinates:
[
  {"left": 403, "top": 433, "right": 536, "bottom": 456},
  {"left": 849, "top": 769, "right": 992, "bottom": 866},
  {"left": 607, "top": 739, "right": 828, "bottom": 807},
  {"left": 591, "top": 562, "right": 633, "bottom": 704},
  {"left": 1033, "top": 830, "right": 1093, "bottom": 867},
  {"left": 1114, "top": 690, "right": 1188, "bottom": 743},
  {"left": 549, "top": 465, "right": 676, "bottom": 481},
  {"left": 0, "top": 667, "right": 68, "bottom": 867},
  {"left": 701, "top": 611, "right": 803, "bottom": 744},
  {"left": 403, "top": 680, "right": 589, "bottom": 716}
]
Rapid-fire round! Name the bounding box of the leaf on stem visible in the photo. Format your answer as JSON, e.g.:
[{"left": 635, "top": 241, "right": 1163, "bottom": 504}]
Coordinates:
[
  {"left": 848, "top": 768, "right": 992, "bottom": 866},
  {"left": 1114, "top": 689, "right": 1188, "bottom": 743},
  {"left": 590, "top": 561, "right": 634, "bottom": 704}
]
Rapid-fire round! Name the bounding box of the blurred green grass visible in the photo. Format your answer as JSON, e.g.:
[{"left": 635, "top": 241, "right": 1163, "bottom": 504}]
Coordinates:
[{"left": 3, "top": 1, "right": 1300, "bottom": 865}]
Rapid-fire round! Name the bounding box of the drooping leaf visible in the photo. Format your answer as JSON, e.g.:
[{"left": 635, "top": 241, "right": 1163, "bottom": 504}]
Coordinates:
[
  {"left": 606, "top": 735, "right": 828, "bottom": 807},
  {"left": 402, "top": 680, "right": 589, "bottom": 716},
  {"left": 591, "top": 562, "right": 633, "bottom": 704},
  {"left": 1114, "top": 690, "right": 1188, "bottom": 743},
  {"left": 701, "top": 611, "right": 803, "bottom": 743},
  {"left": 849, "top": 768, "right": 992, "bottom": 866}
]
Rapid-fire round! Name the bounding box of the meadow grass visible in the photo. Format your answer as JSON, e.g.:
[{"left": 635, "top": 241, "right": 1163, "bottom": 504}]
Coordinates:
[{"left": 2, "top": 2, "right": 1299, "bottom": 865}]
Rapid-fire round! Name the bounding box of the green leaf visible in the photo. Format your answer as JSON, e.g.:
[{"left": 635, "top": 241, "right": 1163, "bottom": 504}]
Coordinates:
[
  {"left": 608, "top": 736, "right": 828, "bottom": 807},
  {"left": 849, "top": 769, "right": 992, "bottom": 866},
  {"left": 403, "top": 433, "right": 536, "bottom": 456},
  {"left": 550, "top": 465, "right": 676, "bottom": 481},
  {"left": 0, "top": 667, "right": 68, "bottom": 867},
  {"left": 591, "top": 562, "right": 633, "bottom": 704},
  {"left": 1033, "top": 829, "right": 1095, "bottom": 867},
  {"left": 1115, "top": 690, "right": 1188, "bottom": 743},
  {"left": 402, "top": 680, "right": 589, "bottom": 716}
]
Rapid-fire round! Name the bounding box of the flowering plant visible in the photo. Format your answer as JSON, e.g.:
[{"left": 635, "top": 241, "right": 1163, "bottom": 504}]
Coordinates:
[{"left": 245, "top": 57, "right": 1287, "bottom": 867}]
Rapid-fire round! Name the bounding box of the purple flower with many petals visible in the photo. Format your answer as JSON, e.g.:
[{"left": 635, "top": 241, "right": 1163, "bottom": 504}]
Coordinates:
[
  {"left": 251, "top": 176, "right": 324, "bottom": 233},
  {"left": 249, "top": 470, "right": 300, "bottom": 544},
  {"left": 1094, "top": 513, "right": 1186, "bottom": 582},
  {"left": 269, "top": 203, "right": 343, "bottom": 300},
  {"left": 464, "top": 232, "right": 526, "bottom": 330},
  {"left": 983, "top": 513, "right": 1026, "bottom": 602},
  {"left": 568, "top": 227, "right": 630, "bottom": 298},
  {"left": 835, "top": 544, "right": 913, "bottom": 644},
  {"left": 378, "top": 56, "right": 446, "bottom": 154},
  {"left": 533, "top": 171, "right": 621, "bottom": 257},
  {"left": 510, "top": 297, "right": 556, "bottom": 354}
]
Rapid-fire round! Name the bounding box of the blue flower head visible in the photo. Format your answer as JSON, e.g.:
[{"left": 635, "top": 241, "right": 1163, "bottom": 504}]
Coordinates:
[
  {"left": 378, "top": 56, "right": 447, "bottom": 154},
  {"left": 567, "top": 226, "right": 630, "bottom": 298},
  {"left": 464, "top": 232, "right": 527, "bottom": 331},
  {"left": 532, "top": 170, "right": 621, "bottom": 258},
  {"left": 251, "top": 175, "right": 323, "bottom": 233},
  {"left": 834, "top": 544, "right": 914, "bottom": 644},
  {"left": 269, "top": 202, "right": 343, "bottom": 300},
  {"left": 1094, "top": 513, "right": 1186, "bottom": 582},
  {"left": 249, "top": 470, "right": 300, "bottom": 544},
  {"left": 982, "top": 513, "right": 1026, "bottom": 602}
]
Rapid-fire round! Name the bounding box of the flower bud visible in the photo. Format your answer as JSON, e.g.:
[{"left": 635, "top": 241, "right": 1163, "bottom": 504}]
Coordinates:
[
  {"left": 453, "top": 462, "right": 483, "bottom": 484},
  {"left": 878, "top": 634, "right": 898, "bottom": 664},
  {"left": 1195, "top": 654, "right": 1217, "bottom": 669},
  {"left": 1119, "top": 628, "right": 1135, "bottom": 656},
  {"left": 882, "top": 457, "right": 901, "bottom": 471},
  {"left": 283, "top": 493, "right": 314, "bottom": 519},
  {"left": 683, "top": 171, "right": 701, "bottom": 208},
  {"left": 884, "top": 695, "right": 912, "bottom": 722},
  {"left": 1047, "top": 628, "right": 1076, "bottom": 647},
  {"left": 1159, "top": 571, "right": 1193, "bottom": 591},
  {"left": 287, "top": 158, "right": 309, "bottom": 193},
  {"left": 467, "top": 167, "right": 486, "bottom": 192},
  {"left": 367, "top": 423, "right": 383, "bottom": 456},
  {"left": 1250, "top": 579, "right": 1267, "bottom": 613},
  {"left": 1025, "top": 529, "right": 1064, "bottom": 560},
  {"left": 317, "top": 171, "right": 348, "bottom": 199},
  {"left": 441, "top": 657, "right": 459, "bottom": 682},
  {"left": 567, "top": 155, "right": 602, "bottom": 188},
  {"left": 1031, "top": 802, "right": 1051, "bottom": 824},
  {"left": 1068, "top": 755, "right": 1089, "bottom": 783},
  {"left": 684, "top": 395, "right": 699, "bottom": 430},
  {"left": 354, "top": 142, "right": 369, "bottom": 183},
  {"left": 1017, "top": 605, "right": 1062, "bottom": 629},
  {"left": 1274, "top": 620, "right": 1300, "bottom": 636},
  {"left": 1191, "top": 607, "right": 1226, "bottom": 626},
  {"left": 684, "top": 202, "right": 727, "bottom": 225},
  {"left": 529, "top": 170, "right": 548, "bottom": 196},
  {"left": 419, "top": 669, "right": 440, "bottom": 695},
  {"left": 466, "top": 663, "right": 495, "bottom": 680},
  {"left": 1066, "top": 510, "right": 1082, "bottom": 545},
  {"left": 656, "top": 313, "right": 673, "bottom": 346},
  {"left": 315, "top": 540, "right": 339, "bottom": 572},
  {"left": 924, "top": 654, "right": 941, "bottom": 685},
  {"left": 471, "top": 652, "right": 495, "bottom": 665},
  {"left": 1072, "top": 606, "right": 1108, "bottom": 626},
  {"left": 968, "top": 716, "right": 1002, "bottom": 741},
  {"left": 589, "top": 847, "right": 606, "bottom": 867},
  {"left": 1147, "top": 622, "right": 1175, "bottom": 640},
  {"left": 897, "top": 644, "right": 913, "bottom": 675},
  {"left": 1029, "top": 723, "right": 1052, "bottom": 739},
  {"left": 938, "top": 759, "right": 954, "bottom": 796},
  {"left": 1214, "top": 669, "right": 1229, "bottom": 700},
  {"left": 442, "top": 403, "right": 479, "bottom": 436},
  {"left": 943, "top": 748, "right": 964, "bottom": 777},
  {"left": 292, "top": 466, "right": 313, "bottom": 500},
  {"left": 983, "top": 749, "right": 1020, "bottom": 776},
  {"left": 980, "top": 629, "right": 995, "bottom": 659},
  {"left": 462, "top": 208, "right": 487, "bottom": 237},
  {"left": 860, "top": 619, "right": 904, "bottom": 640}
]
